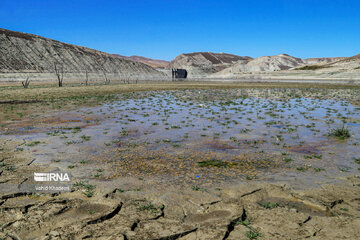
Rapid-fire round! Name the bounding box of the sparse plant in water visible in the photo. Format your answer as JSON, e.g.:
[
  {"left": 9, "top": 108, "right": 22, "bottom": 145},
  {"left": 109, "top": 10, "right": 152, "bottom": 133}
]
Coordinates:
[
  {"left": 296, "top": 166, "right": 307, "bottom": 172},
  {"left": 328, "top": 125, "right": 350, "bottom": 140},
  {"left": 26, "top": 141, "right": 41, "bottom": 147},
  {"left": 80, "top": 135, "right": 91, "bottom": 141}
]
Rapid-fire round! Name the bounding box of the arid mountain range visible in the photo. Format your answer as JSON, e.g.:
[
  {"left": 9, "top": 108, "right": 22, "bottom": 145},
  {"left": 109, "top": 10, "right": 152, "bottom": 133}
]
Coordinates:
[
  {"left": 212, "top": 54, "right": 304, "bottom": 77},
  {"left": 166, "top": 52, "right": 252, "bottom": 77},
  {"left": 112, "top": 54, "right": 169, "bottom": 69},
  {"left": 304, "top": 57, "right": 346, "bottom": 65},
  {"left": 0, "top": 28, "right": 359, "bottom": 81}
]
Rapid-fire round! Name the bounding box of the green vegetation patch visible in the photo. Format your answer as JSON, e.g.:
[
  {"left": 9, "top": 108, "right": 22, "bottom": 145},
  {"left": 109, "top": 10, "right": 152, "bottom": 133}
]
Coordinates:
[
  {"left": 72, "top": 181, "right": 95, "bottom": 197},
  {"left": 198, "top": 159, "right": 231, "bottom": 168},
  {"left": 328, "top": 125, "right": 351, "bottom": 140},
  {"left": 296, "top": 65, "right": 329, "bottom": 70},
  {"left": 258, "top": 202, "right": 279, "bottom": 209}
]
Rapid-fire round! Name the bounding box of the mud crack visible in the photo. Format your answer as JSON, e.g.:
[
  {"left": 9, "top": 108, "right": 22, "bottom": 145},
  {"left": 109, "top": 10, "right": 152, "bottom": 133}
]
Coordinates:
[
  {"left": 150, "top": 204, "right": 165, "bottom": 220},
  {"left": 299, "top": 216, "right": 312, "bottom": 226},
  {"left": 87, "top": 202, "right": 123, "bottom": 225},
  {"left": 330, "top": 199, "right": 344, "bottom": 208},
  {"left": 222, "top": 208, "right": 247, "bottom": 240},
  {"left": 152, "top": 228, "right": 198, "bottom": 240},
  {"left": 1, "top": 192, "right": 31, "bottom": 200},
  {"left": 240, "top": 188, "right": 262, "bottom": 198},
  {"left": 130, "top": 219, "right": 140, "bottom": 231}
]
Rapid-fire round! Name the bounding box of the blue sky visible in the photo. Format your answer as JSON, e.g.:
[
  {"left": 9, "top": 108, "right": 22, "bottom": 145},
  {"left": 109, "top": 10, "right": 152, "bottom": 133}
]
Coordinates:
[{"left": 1, "top": 0, "right": 359, "bottom": 60}]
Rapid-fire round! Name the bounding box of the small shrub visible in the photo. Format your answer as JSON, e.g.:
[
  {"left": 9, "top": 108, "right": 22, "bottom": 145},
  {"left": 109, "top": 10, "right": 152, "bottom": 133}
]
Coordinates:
[{"left": 328, "top": 125, "right": 350, "bottom": 140}]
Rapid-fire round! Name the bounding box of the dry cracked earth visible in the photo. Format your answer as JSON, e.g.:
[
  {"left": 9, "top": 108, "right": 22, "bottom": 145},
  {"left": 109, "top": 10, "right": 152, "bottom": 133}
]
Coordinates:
[
  {"left": 1, "top": 139, "right": 360, "bottom": 240},
  {"left": 1, "top": 180, "right": 360, "bottom": 240}
]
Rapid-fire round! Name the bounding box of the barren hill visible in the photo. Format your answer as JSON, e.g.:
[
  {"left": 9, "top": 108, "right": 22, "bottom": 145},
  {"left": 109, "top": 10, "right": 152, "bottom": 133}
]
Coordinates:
[
  {"left": 332, "top": 53, "right": 360, "bottom": 64},
  {"left": 112, "top": 54, "right": 169, "bottom": 69},
  {"left": 270, "top": 53, "right": 360, "bottom": 80},
  {"left": 167, "top": 52, "right": 252, "bottom": 77},
  {"left": 304, "top": 57, "right": 346, "bottom": 65},
  {"left": 308, "top": 53, "right": 360, "bottom": 71},
  {"left": 212, "top": 54, "right": 304, "bottom": 77},
  {"left": 295, "top": 54, "right": 360, "bottom": 71},
  {"left": 0, "top": 28, "right": 165, "bottom": 81}
]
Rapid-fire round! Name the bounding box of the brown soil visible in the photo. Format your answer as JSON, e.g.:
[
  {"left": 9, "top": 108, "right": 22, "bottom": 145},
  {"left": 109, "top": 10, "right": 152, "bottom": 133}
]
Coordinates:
[{"left": 1, "top": 139, "right": 360, "bottom": 240}]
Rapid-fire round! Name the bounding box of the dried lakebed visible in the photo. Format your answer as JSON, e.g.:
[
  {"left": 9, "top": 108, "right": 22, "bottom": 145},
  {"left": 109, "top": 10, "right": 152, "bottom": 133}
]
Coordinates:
[
  {"left": 2, "top": 89, "right": 360, "bottom": 187},
  {"left": 1, "top": 88, "right": 360, "bottom": 239}
]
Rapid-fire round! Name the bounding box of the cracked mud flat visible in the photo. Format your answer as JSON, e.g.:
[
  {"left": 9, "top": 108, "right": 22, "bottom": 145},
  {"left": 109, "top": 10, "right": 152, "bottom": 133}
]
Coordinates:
[{"left": 1, "top": 88, "right": 360, "bottom": 239}]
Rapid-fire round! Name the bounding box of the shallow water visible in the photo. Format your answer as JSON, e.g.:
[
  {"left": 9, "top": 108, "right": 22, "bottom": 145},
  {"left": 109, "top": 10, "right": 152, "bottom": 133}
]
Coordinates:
[{"left": 2, "top": 89, "right": 360, "bottom": 188}]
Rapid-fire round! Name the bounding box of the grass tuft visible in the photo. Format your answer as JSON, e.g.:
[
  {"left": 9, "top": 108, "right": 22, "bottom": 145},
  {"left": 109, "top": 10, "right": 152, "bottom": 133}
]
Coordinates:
[{"left": 328, "top": 125, "right": 350, "bottom": 140}]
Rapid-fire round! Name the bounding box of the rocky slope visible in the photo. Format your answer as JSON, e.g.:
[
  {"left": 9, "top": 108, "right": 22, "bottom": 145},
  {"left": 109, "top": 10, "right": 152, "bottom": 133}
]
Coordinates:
[
  {"left": 304, "top": 57, "right": 346, "bottom": 65},
  {"left": 329, "top": 53, "right": 360, "bottom": 67},
  {"left": 113, "top": 54, "right": 169, "bottom": 69},
  {"left": 0, "top": 28, "right": 165, "bottom": 81},
  {"left": 212, "top": 54, "right": 305, "bottom": 77},
  {"left": 167, "top": 52, "right": 252, "bottom": 77},
  {"left": 315, "top": 54, "right": 360, "bottom": 76},
  {"left": 292, "top": 54, "right": 360, "bottom": 73},
  {"left": 254, "top": 54, "right": 360, "bottom": 80}
]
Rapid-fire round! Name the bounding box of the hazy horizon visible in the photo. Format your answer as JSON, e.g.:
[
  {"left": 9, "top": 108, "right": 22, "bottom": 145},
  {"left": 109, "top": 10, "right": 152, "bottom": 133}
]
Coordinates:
[{"left": 1, "top": 0, "right": 359, "bottom": 61}]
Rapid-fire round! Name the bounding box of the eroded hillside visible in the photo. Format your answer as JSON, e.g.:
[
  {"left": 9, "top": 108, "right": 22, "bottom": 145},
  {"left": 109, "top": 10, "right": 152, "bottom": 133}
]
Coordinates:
[{"left": 0, "top": 28, "right": 165, "bottom": 81}]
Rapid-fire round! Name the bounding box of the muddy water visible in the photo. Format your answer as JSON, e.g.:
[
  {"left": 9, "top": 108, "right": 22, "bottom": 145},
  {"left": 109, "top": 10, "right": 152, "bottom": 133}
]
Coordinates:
[{"left": 1, "top": 90, "right": 359, "bottom": 189}]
